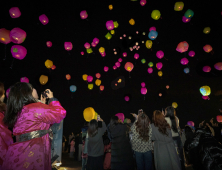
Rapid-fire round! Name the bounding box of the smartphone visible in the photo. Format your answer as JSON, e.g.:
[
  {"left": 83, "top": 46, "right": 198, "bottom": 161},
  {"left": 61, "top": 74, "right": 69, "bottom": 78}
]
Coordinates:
[{"left": 97, "top": 115, "right": 100, "bottom": 121}]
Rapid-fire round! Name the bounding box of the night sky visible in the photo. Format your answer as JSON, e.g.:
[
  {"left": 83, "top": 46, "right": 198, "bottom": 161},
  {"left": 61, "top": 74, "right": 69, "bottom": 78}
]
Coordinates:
[{"left": 1, "top": 0, "right": 222, "bottom": 137}]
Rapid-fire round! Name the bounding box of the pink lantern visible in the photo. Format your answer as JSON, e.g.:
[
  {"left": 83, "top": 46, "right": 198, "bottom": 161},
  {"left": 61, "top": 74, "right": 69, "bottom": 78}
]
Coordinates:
[
  {"left": 141, "top": 82, "right": 145, "bottom": 87},
  {"left": 100, "top": 85, "right": 104, "bottom": 91},
  {"left": 101, "top": 52, "right": 106, "bottom": 57},
  {"left": 6, "top": 88, "right": 10, "bottom": 98},
  {"left": 134, "top": 53, "right": 139, "bottom": 59},
  {"left": 140, "top": 0, "right": 146, "bottom": 6},
  {"left": 166, "top": 85, "right": 169, "bottom": 89},
  {"left": 118, "top": 58, "right": 122, "bottom": 62},
  {"left": 96, "top": 73, "right": 101, "bottom": 79},
  {"left": 122, "top": 52, "right": 127, "bottom": 57},
  {"left": 46, "top": 41, "right": 52, "bottom": 47},
  {"left": 156, "top": 62, "right": 163, "bottom": 70},
  {"left": 203, "top": 45, "right": 213, "bottom": 53},
  {"left": 106, "top": 20, "right": 114, "bottom": 30},
  {"left": 124, "top": 62, "right": 134, "bottom": 72},
  {"left": 87, "top": 75, "right": 93, "bottom": 82},
  {"left": 176, "top": 41, "right": 189, "bottom": 53},
  {"left": 216, "top": 115, "right": 222, "bottom": 123},
  {"left": 84, "top": 42, "right": 90, "bottom": 49},
  {"left": 93, "top": 37, "right": 99, "bottom": 44},
  {"left": 91, "top": 42, "right": 96, "bottom": 47},
  {"left": 20, "top": 77, "right": 29, "bottom": 83},
  {"left": 180, "top": 58, "right": 189, "bottom": 65},
  {"left": 182, "top": 16, "right": 191, "bottom": 23},
  {"left": 188, "top": 51, "right": 195, "bottom": 57},
  {"left": 115, "top": 113, "right": 125, "bottom": 123},
  {"left": 115, "top": 62, "right": 121, "bottom": 68},
  {"left": 11, "top": 45, "right": 27, "bottom": 60},
  {"left": 149, "top": 26, "right": 156, "bottom": 32},
  {"left": 147, "top": 68, "right": 153, "bottom": 74},
  {"left": 202, "top": 66, "right": 211, "bottom": 72},
  {"left": 0, "top": 28, "right": 11, "bottom": 44},
  {"left": 64, "top": 42, "right": 73, "bottom": 51},
  {"left": 10, "top": 28, "right": 26, "bottom": 44},
  {"left": 9, "top": 7, "right": 21, "bottom": 18},
  {"left": 141, "top": 87, "right": 147, "bottom": 95},
  {"left": 113, "top": 66, "right": 117, "bottom": 70},
  {"left": 80, "top": 10, "right": 88, "bottom": 19},
  {"left": 214, "top": 62, "right": 222, "bottom": 71},
  {"left": 39, "top": 14, "right": 49, "bottom": 25},
  {"left": 202, "top": 96, "right": 209, "bottom": 100},
  {"left": 81, "top": 51, "right": 84, "bottom": 55},
  {"left": 156, "top": 50, "right": 164, "bottom": 59},
  {"left": 125, "top": 96, "right": 130, "bottom": 101},
  {"left": 104, "top": 66, "right": 109, "bottom": 72},
  {"left": 187, "top": 121, "right": 194, "bottom": 127},
  {"left": 51, "top": 65, "right": 56, "bottom": 70}
]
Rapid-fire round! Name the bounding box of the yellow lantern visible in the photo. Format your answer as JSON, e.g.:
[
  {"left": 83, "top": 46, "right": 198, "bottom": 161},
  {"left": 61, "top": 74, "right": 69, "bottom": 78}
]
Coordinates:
[
  {"left": 146, "top": 40, "right": 153, "bottom": 49},
  {"left": 95, "top": 79, "right": 101, "bottom": 86},
  {"left": 82, "top": 74, "right": 88, "bottom": 81},
  {"left": 45, "top": 59, "right": 53, "bottom": 69},
  {"left": 151, "top": 10, "right": 161, "bottom": 20},
  {"left": 158, "top": 71, "right": 163, "bottom": 77},
  {"left": 109, "top": 5, "right": 113, "bottom": 10},
  {"left": 39, "top": 75, "right": 48, "bottom": 85},
  {"left": 110, "top": 30, "right": 115, "bottom": 35},
  {"left": 83, "top": 107, "right": 95, "bottom": 122},
  {"left": 172, "top": 102, "right": 178, "bottom": 108},
  {"left": 129, "top": 19, "right": 135, "bottom": 25},
  {"left": 88, "top": 84, "right": 94, "bottom": 90},
  {"left": 203, "top": 27, "right": 211, "bottom": 34},
  {"left": 99, "top": 47, "right": 105, "bottom": 53},
  {"left": 174, "top": 2, "right": 184, "bottom": 11}
]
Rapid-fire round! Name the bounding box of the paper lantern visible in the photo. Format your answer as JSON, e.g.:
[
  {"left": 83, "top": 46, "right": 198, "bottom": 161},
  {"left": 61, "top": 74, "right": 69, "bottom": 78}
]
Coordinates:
[
  {"left": 88, "top": 84, "right": 94, "bottom": 90},
  {"left": 106, "top": 20, "right": 114, "bottom": 30},
  {"left": 124, "top": 62, "right": 134, "bottom": 72},
  {"left": 113, "top": 21, "right": 119, "bottom": 28},
  {"left": 83, "top": 107, "right": 95, "bottom": 122},
  {"left": 113, "top": 65, "right": 117, "bottom": 70},
  {"left": 45, "top": 59, "right": 53, "bottom": 68},
  {"left": 20, "top": 77, "right": 29, "bottom": 83},
  {"left": 176, "top": 41, "right": 189, "bottom": 53},
  {"left": 39, "top": 14, "right": 49, "bottom": 25},
  {"left": 46, "top": 41, "right": 52, "bottom": 47},
  {"left": 140, "top": 0, "right": 146, "bottom": 6},
  {"left": 118, "top": 58, "right": 122, "bottom": 62},
  {"left": 146, "top": 40, "right": 152, "bottom": 49},
  {"left": 202, "top": 96, "right": 209, "bottom": 100},
  {"left": 70, "top": 85, "right": 77, "bottom": 92},
  {"left": 95, "top": 79, "right": 101, "bottom": 86},
  {"left": 203, "top": 45, "right": 212, "bottom": 53},
  {"left": 184, "top": 68, "right": 190, "bottom": 74},
  {"left": 166, "top": 85, "right": 169, "bottom": 89},
  {"left": 9, "top": 7, "right": 21, "bottom": 18},
  {"left": 187, "top": 121, "right": 194, "bottom": 127},
  {"left": 111, "top": 30, "right": 115, "bottom": 35},
  {"left": 156, "top": 62, "right": 163, "bottom": 70},
  {"left": 105, "top": 32, "right": 112, "bottom": 40},
  {"left": 174, "top": 2, "right": 184, "bottom": 11},
  {"left": 10, "top": 28, "right": 26, "bottom": 44},
  {"left": 172, "top": 102, "right": 178, "bottom": 108},
  {"left": 184, "top": 9, "right": 194, "bottom": 18},
  {"left": 200, "top": 86, "right": 211, "bottom": 96},
  {"left": 148, "top": 62, "right": 153, "bottom": 67},
  {"left": 66, "top": 74, "right": 71, "bottom": 80},
  {"left": 109, "top": 5, "right": 113, "bottom": 10},
  {"left": 115, "top": 113, "right": 125, "bottom": 123},
  {"left": 147, "top": 68, "right": 153, "bottom": 74},
  {"left": 216, "top": 115, "right": 222, "bottom": 123},
  {"left": 129, "top": 19, "right": 135, "bottom": 25},
  {"left": 51, "top": 65, "right": 56, "bottom": 70},
  {"left": 86, "top": 48, "right": 93, "bottom": 54},
  {"left": 149, "top": 26, "right": 156, "bottom": 32},
  {"left": 125, "top": 96, "right": 130, "bottom": 101},
  {"left": 180, "top": 58, "right": 189, "bottom": 65},
  {"left": 158, "top": 71, "right": 163, "bottom": 77},
  {"left": 39, "top": 75, "right": 48, "bottom": 85},
  {"left": 82, "top": 74, "right": 88, "bottom": 81},
  {"left": 122, "top": 52, "right": 127, "bottom": 57},
  {"left": 93, "top": 38, "right": 99, "bottom": 45},
  {"left": 134, "top": 53, "right": 139, "bottom": 59},
  {"left": 151, "top": 10, "right": 161, "bottom": 20},
  {"left": 141, "top": 82, "right": 146, "bottom": 87},
  {"left": 148, "top": 30, "right": 158, "bottom": 40},
  {"left": 64, "top": 42, "right": 73, "bottom": 51},
  {"left": 202, "top": 66, "right": 211, "bottom": 72},
  {"left": 87, "top": 75, "right": 93, "bottom": 82},
  {"left": 156, "top": 50, "right": 164, "bottom": 59},
  {"left": 182, "top": 16, "right": 191, "bottom": 23},
  {"left": 0, "top": 28, "right": 11, "bottom": 44},
  {"left": 84, "top": 42, "right": 90, "bottom": 49},
  {"left": 81, "top": 51, "right": 84, "bottom": 55},
  {"left": 115, "top": 62, "right": 120, "bottom": 68},
  {"left": 141, "top": 59, "right": 146, "bottom": 64},
  {"left": 91, "top": 42, "right": 96, "bottom": 47},
  {"left": 214, "top": 62, "right": 222, "bottom": 71},
  {"left": 203, "top": 27, "right": 211, "bottom": 34},
  {"left": 188, "top": 51, "right": 195, "bottom": 57},
  {"left": 11, "top": 45, "right": 27, "bottom": 60},
  {"left": 104, "top": 66, "right": 109, "bottom": 72},
  {"left": 100, "top": 85, "right": 104, "bottom": 91},
  {"left": 95, "top": 73, "right": 101, "bottom": 79},
  {"left": 80, "top": 10, "right": 88, "bottom": 19},
  {"left": 99, "top": 47, "right": 105, "bottom": 53},
  {"left": 141, "top": 87, "right": 147, "bottom": 95},
  {"left": 6, "top": 88, "right": 10, "bottom": 98}
]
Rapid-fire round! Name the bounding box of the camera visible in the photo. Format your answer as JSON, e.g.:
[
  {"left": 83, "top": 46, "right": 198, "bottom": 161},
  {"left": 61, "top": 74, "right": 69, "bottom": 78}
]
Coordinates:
[{"left": 41, "top": 90, "right": 49, "bottom": 98}]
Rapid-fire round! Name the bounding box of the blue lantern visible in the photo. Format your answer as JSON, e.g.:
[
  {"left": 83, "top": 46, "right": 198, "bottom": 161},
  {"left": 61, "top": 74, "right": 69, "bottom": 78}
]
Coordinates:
[
  {"left": 148, "top": 30, "right": 158, "bottom": 40},
  {"left": 184, "top": 68, "right": 190, "bottom": 74},
  {"left": 70, "top": 85, "right": 77, "bottom": 92}
]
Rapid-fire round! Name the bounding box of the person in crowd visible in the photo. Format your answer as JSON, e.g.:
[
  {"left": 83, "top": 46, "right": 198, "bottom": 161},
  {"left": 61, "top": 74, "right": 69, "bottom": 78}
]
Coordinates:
[
  {"left": 69, "top": 137, "right": 75, "bottom": 158},
  {"left": 69, "top": 132, "right": 74, "bottom": 153},
  {"left": 2, "top": 82, "right": 66, "bottom": 170},
  {"left": 103, "top": 138, "right": 111, "bottom": 170},
  {"left": 86, "top": 118, "right": 106, "bottom": 170},
  {"left": 109, "top": 116, "right": 134, "bottom": 170},
  {"left": 209, "top": 118, "right": 222, "bottom": 142},
  {"left": 0, "top": 82, "right": 13, "bottom": 170},
  {"left": 131, "top": 111, "right": 153, "bottom": 170},
  {"left": 75, "top": 133, "right": 80, "bottom": 161},
  {"left": 62, "top": 135, "right": 67, "bottom": 152},
  {"left": 151, "top": 110, "right": 181, "bottom": 170},
  {"left": 82, "top": 136, "right": 88, "bottom": 170},
  {"left": 164, "top": 106, "right": 185, "bottom": 170}
]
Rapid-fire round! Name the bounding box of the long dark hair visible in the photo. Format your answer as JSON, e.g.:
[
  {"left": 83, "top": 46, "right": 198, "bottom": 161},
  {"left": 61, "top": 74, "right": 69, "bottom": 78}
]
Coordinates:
[
  {"left": 152, "top": 110, "right": 170, "bottom": 136},
  {"left": 135, "top": 112, "right": 150, "bottom": 141},
  {"left": 165, "top": 106, "right": 178, "bottom": 133},
  {"left": 110, "top": 116, "right": 119, "bottom": 128},
  {"left": 3, "top": 82, "right": 37, "bottom": 128},
  {"left": 0, "top": 82, "right": 6, "bottom": 113},
  {"left": 88, "top": 119, "right": 98, "bottom": 137}
]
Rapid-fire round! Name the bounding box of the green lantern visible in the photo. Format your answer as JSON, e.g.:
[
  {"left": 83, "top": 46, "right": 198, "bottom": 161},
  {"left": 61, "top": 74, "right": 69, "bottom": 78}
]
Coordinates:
[
  {"left": 86, "top": 48, "right": 93, "bottom": 54},
  {"left": 184, "top": 9, "right": 194, "bottom": 19},
  {"left": 141, "top": 59, "right": 146, "bottom": 64},
  {"left": 148, "top": 62, "right": 153, "bottom": 67},
  {"left": 113, "top": 21, "right": 119, "bottom": 28},
  {"left": 105, "top": 32, "right": 112, "bottom": 40}
]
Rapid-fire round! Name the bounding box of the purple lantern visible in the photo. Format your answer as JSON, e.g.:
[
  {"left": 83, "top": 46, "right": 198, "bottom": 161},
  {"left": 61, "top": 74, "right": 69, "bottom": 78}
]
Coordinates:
[
  {"left": 64, "top": 42, "right": 73, "bottom": 51},
  {"left": 118, "top": 58, "right": 122, "bottom": 62},
  {"left": 149, "top": 26, "right": 156, "bottom": 32},
  {"left": 134, "top": 53, "right": 139, "bottom": 59},
  {"left": 214, "top": 62, "right": 222, "bottom": 71},
  {"left": 147, "top": 68, "right": 153, "bottom": 74},
  {"left": 9, "top": 7, "right": 21, "bottom": 18},
  {"left": 125, "top": 96, "right": 130, "bottom": 101},
  {"left": 187, "top": 121, "right": 194, "bottom": 127},
  {"left": 11, "top": 45, "right": 27, "bottom": 60},
  {"left": 182, "top": 16, "right": 191, "bottom": 23},
  {"left": 80, "top": 10, "right": 88, "bottom": 19},
  {"left": 81, "top": 51, "right": 84, "bottom": 55},
  {"left": 115, "top": 62, "right": 121, "bottom": 68},
  {"left": 180, "top": 58, "right": 189, "bottom": 65},
  {"left": 20, "top": 77, "right": 29, "bottom": 83},
  {"left": 188, "top": 51, "right": 195, "bottom": 57},
  {"left": 202, "top": 66, "right": 211, "bottom": 72},
  {"left": 93, "top": 37, "right": 99, "bottom": 44},
  {"left": 141, "top": 82, "right": 146, "bottom": 87},
  {"left": 156, "top": 62, "right": 163, "bottom": 70},
  {"left": 141, "top": 87, "right": 147, "bottom": 95},
  {"left": 104, "top": 66, "right": 109, "bottom": 72},
  {"left": 10, "top": 27, "right": 26, "bottom": 44},
  {"left": 106, "top": 20, "right": 114, "bottom": 30},
  {"left": 87, "top": 75, "right": 93, "bottom": 82},
  {"left": 113, "top": 66, "right": 117, "bottom": 70},
  {"left": 39, "top": 14, "right": 49, "bottom": 25},
  {"left": 122, "top": 52, "right": 127, "bottom": 57},
  {"left": 6, "top": 88, "right": 10, "bottom": 98},
  {"left": 84, "top": 42, "right": 90, "bottom": 49},
  {"left": 202, "top": 96, "right": 209, "bottom": 100},
  {"left": 46, "top": 41, "right": 52, "bottom": 47},
  {"left": 156, "top": 50, "right": 164, "bottom": 59},
  {"left": 140, "top": 0, "right": 146, "bottom": 6}
]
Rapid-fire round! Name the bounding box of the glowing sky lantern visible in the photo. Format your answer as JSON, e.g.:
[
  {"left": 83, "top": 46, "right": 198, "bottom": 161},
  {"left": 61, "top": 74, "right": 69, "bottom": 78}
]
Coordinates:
[
  {"left": 216, "top": 115, "right": 222, "bottom": 123},
  {"left": 83, "top": 107, "right": 95, "bottom": 122},
  {"left": 118, "top": 58, "right": 122, "bottom": 62},
  {"left": 158, "top": 71, "right": 163, "bottom": 77},
  {"left": 141, "top": 82, "right": 146, "bottom": 87},
  {"left": 122, "top": 52, "right": 127, "bottom": 57},
  {"left": 113, "top": 66, "right": 117, "bottom": 70},
  {"left": 202, "top": 66, "right": 211, "bottom": 72},
  {"left": 51, "top": 65, "right": 56, "bottom": 70},
  {"left": 149, "top": 26, "right": 156, "bottom": 32},
  {"left": 174, "top": 2, "right": 184, "bottom": 11},
  {"left": 176, "top": 41, "right": 189, "bottom": 53},
  {"left": 151, "top": 10, "right": 161, "bottom": 20},
  {"left": 156, "top": 50, "right": 164, "bottom": 59},
  {"left": 100, "top": 85, "right": 104, "bottom": 91},
  {"left": 87, "top": 75, "right": 93, "bottom": 82},
  {"left": 99, "top": 47, "right": 105, "bottom": 53},
  {"left": 45, "top": 59, "right": 53, "bottom": 68},
  {"left": 0, "top": 28, "right": 11, "bottom": 44},
  {"left": 141, "top": 87, "right": 147, "bottom": 95},
  {"left": 113, "top": 21, "right": 119, "bottom": 28},
  {"left": 93, "top": 37, "right": 99, "bottom": 45},
  {"left": 188, "top": 51, "right": 195, "bottom": 57},
  {"left": 88, "top": 84, "right": 94, "bottom": 90},
  {"left": 184, "top": 9, "right": 194, "bottom": 18},
  {"left": 124, "top": 62, "right": 134, "bottom": 72},
  {"left": 124, "top": 96, "right": 130, "bottom": 101},
  {"left": 70, "top": 85, "right": 77, "bottom": 92},
  {"left": 11, "top": 45, "right": 27, "bottom": 60},
  {"left": 105, "top": 32, "right": 112, "bottom": 40},
  {"left": 109, "top": 4, "right": 113, "bottom": 10},
  {"left": 95, "top": 73, "right": 101, "bottom": 79},
  {"left": 115, "top": 62, "right": 121, "bottom": 68},
  {"left": 64, "top": 42, "right": 73, "bottom": 51},
  {"left": 66, "top": 74, "right": 71, "bottom": 80},
  {"left": 129, "top": 18, "right": 135, "bottom": 25},
  {"left": 148, "top": 62, "right": 153, "bottom": 67},
  {"left": 141, "top": 59, "right": 146, "bottom": 64},
  {"left": 203, "top": 27, "right": 211, "bottom": 34},
  {"left": 106, "top": 20, "right": 114, "bottom": 30},
  {"left": 9, "top": 7, "right": 21, "bottom": 18},
  {"left": 148, "top": 30, "right": 158, "bottom": 40},
  {"left": 95, "top": 79, "right": 101, "bottom": 86},
  {"left": 87, "top": 48, "right": 93, "bottom": 54},
  {"left": 91, "top": 42, "right": 96, "bottom": 47},
  {"left": 80, "top": 10, "right": 88, "bottom": 19},
  {"left": 200, "top": 86, "right": 211, "bottom": 96},
  {"left": 104, "top": 66, "right": 109, "bottom": 72},
  {"left": 214, "top": 62, "right": 222, "bottom": 71},
  {"left": 82, "top": 74, "right": 88, "bottom": 81},
  {"left": 180, "top": 58, "right": 189, "bottom": 65},
  {"left": 84, "top": 42, "right": 90, "bottom": 49},
  {"left": 81, "top": 51, "right": 84, "bottom": 55},
  {"left": 203, "top": 45, "right": 213, "bottom": 53},
  {"left": 146, "top": 40, "right": 152, "bottom": 49},
  {"left": 10, "top": 27, "right": 26, "bottom": 44},
  {"left": 156, "top": 62, "right": 163, "bottom": 70},
  {"left": 172, "top": 102, "right": 178, "bottom": 108},
  {"left": 182, "top": 16, "right": 191, "bottom": 23},
  {"left": 140, "top": 0, "right": 146, "bottom": 6},
  {"left": 20, "top": 77, "right": 29, "bottom": 83},
  {"left": 184, "top": 68, "right": 190, "bottom": 74},
  {"left": 147, "top": 68, "right": 153, "bottom": 74},
  {"left": 39, "top": 14, "right": 49, "bottom": 25},
  {"left": 39, "top": 75, "right": 48, "bottom": 85},
  {"left": 46, "top": 41, "right": 52, "bottom": 47},
  {"left": 134, "top": 53, "right": 139, "bottom": 59}
]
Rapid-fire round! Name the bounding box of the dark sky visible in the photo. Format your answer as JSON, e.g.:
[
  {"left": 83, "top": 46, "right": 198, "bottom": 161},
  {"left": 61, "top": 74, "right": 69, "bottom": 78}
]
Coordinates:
[{"left": 1, "top": 0, "right": 222, "bottom": 137}]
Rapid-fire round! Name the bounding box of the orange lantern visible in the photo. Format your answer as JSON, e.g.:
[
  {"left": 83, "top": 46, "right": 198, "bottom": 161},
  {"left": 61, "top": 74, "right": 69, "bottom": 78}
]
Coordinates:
[
  {"left": 66, "top": 74, "right": 71, "bottom": 80},
  {"left": 0, "top": 28, "right": 11, "bottom": 44},
  {"left": 100, "top": 85, "right": 104, "bottom": 91},
  {"left": 203, "top": 44, "right": 213, "bottom": 53},
  {"left": 124, "top": 62, "right": 134, "bottom": 72},
  {"left": 216, "top": 115, "right": 222, "bottom": 122}
]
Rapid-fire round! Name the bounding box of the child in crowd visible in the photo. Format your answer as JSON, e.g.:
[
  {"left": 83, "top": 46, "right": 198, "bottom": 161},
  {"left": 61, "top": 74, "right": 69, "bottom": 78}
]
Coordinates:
[
  {"left": 69, "top": 138, "right": 75, "bottom": 158},
  {"left": 82, "top": 136, "right": 88, "bottom": 170}
]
